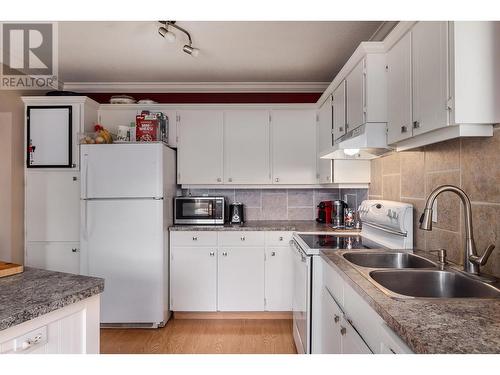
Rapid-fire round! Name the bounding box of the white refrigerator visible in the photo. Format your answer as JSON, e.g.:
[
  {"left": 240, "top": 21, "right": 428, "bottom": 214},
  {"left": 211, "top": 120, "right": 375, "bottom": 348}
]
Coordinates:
[{"left": 80, "top": 143, "right": 176, "bottom": 327}]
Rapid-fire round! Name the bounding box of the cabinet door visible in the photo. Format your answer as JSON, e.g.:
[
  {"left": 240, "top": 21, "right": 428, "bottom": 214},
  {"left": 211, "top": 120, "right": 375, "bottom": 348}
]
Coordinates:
[
  {"left": 341, "top": 316, "right": 373, "bottom": 354},
  {"left": 170, "top": 247, "right": 217, "bottom": 311},
  {"left": 332, "top": 81, "right": 347, "bottom": 141},
  {"left": 26, "top": 171, "right": 80, "bottom": 242},
  {"left": 321, "top": 287, "right": 343, "bottom": 354},
  {"left": 177, "top": 110, "right": 224, "bottom": 185},
  {"left": 271, "top": 110, "right": 317, "bottom": 185},
  {"left": 387, "top": 32, "right": 413, "bottom": 144},
  {"left": 25, "top": 242, "right": 80, "bottom": 274},
  {"left": 412, "top": 21, "right": 448, "bottom": 136},
  {"left": 224, "top": 110, "right": 270, "bottom": 184},
  {"left": 346, "top": 59, "right": 365, "bottom": 131},
  {"left": 317, "top": 97, "right": 333, "bottom": 184},
  {"left": 265, "top": 247, "right": 293, "bottom": 311},
  {"left": 218, "top": 247, "right": 265, "bottom": 311}
]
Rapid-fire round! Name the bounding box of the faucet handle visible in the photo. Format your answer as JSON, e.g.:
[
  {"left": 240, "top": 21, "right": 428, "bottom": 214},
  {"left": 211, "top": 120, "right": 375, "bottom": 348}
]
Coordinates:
[{"left": 469, "top": 244, "right": 495, "bottom": 266}]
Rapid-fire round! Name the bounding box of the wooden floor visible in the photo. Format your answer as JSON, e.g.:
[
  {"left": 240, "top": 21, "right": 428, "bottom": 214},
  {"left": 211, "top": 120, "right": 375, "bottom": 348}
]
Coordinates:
[{"left": 100, "top": 319, "right": 297, "bottom": 354}]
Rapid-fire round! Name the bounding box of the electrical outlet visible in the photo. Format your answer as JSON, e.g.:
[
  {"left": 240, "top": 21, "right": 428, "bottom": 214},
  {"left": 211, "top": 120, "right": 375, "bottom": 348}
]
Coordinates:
[{"left": 432, "top": 200, "right": 438, "bottom": 223}]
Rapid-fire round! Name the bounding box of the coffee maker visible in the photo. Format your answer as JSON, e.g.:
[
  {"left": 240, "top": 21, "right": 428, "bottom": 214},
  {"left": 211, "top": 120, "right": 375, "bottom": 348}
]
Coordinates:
[
  {"left": 332, "top": 200, "right": 348, "bottom": 228},
  {"left": 316, "top": 201, "right": 333, "bottom": 223}
]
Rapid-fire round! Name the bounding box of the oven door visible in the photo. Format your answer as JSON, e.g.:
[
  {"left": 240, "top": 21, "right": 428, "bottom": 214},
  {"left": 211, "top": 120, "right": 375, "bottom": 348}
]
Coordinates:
[
  {"left": 174, "top": 198, "right": 220, "bottom": 224},
  {"left": 290, "top": 239, "right": 311, "bottom": 354}
]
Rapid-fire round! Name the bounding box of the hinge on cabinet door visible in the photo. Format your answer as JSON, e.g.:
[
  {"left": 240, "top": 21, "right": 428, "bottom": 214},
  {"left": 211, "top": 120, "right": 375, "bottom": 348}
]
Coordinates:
[
  {"left": 178, "top": 172, "right": 181, "bottom": 181},
  {"left": 446, "top": 98, "right": 453, "bottom": 111},
  {"left": 316, "top": 114, "right": 319, "bottom": 122},
  {"left": 269, "top": 113, "right": 272, "bottom": 122},
  {"left": 264, "top": 298, "right": 267, "bottom": 307},
  {"left": 316, "top": 173, "right": 320, "bottom": 179},
  {"left": 264, "top": 252, "right": 267, "bottom": 261}
]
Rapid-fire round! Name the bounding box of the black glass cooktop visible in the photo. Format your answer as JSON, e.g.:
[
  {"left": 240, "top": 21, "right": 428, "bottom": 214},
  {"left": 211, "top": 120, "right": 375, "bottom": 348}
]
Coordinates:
[{"left": 298, "top": 234, "right": 387, "bottom": 250}]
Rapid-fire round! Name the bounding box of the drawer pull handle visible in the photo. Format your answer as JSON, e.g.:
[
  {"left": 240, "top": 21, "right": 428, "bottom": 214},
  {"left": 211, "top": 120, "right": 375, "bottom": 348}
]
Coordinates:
[
  {"left": 401, "top": 125, "right": 408, "bottom": 133},
  {"left": 21, "top": 334, "right": 43, "bottom": 350},
  {"left": 240, "top": 236, "right": 246, "bottom": 241},
  {"left": 279, "top": 236, "right": 283, "bottom": 241},
  {"left": 271, "top": 251, "right": 276, "bottom": 256},
  {"left": 334, "top": 314, "right": 340, "bottom": 323},
  {"left": 71, "top": 248, "right": 79, "bottom": 253},
  {"left": 222, "top": 252, "right": 228, "bottom": 256},
  {"left": 209, "top": 251, "right": 215, "bottom": 256},
  {"left": 340, "top": 327, "right": 347, "bottom": 336},
  {"left": 192, "top": 237, "right": 198, "bottom": 241}
]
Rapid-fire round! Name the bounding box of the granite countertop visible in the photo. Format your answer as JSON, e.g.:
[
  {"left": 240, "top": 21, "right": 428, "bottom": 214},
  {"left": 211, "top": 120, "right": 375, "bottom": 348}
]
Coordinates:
[
  {"left": 320, "top": 250, "right": 500, "bottom": 354},
  {"left": 170, "top": 220, "right": 361, "bottom": 233},
  {"left": 0, "top": 267, "right": 104, "bottom": 331}
]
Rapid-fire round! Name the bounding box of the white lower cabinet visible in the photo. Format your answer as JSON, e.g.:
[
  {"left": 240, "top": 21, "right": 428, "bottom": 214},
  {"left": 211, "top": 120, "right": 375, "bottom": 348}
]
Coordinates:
[
  {"left": 218, "top": 247, "right": 265, "bottom": 311},
  {"left": 317, "top": 257, "right": 413, "bottom": 354},
  {"left": 0, "top": 295, "right": 100, "bottom": 354},
  {"left": 170, "top": 246, "right": 217, "bottom": 311},
  {"left": 25, "top": 242, "right": 80, "bottom": 274},
  {"left": 170, "top": 231, "right": 293, "bottom": 312}
]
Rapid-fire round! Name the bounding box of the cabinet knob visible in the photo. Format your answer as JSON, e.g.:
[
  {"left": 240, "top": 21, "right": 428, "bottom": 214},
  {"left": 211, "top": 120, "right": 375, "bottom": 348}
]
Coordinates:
[
  {"left": 209, "top": 251, "right": 215, "bottom": 256},
  {"left": 279, "top": 236, "right": 283, "bottom": 241},
  {"left": 401, "top": 125, "right": 408, "bottom": 133},
  {"left": 71, "top": 164, "right": 77, "bottom": 168},
  {"left": 240, "top": 236, "right": 246, "bottom": 241},
  {"left": 228, "top": 178, "right": 233, "bottom": 182},
  {"left": 340, "top": 327, "right": 347, "bottom": 336},
  {"left": 217, "top": 177, "right": 222, "bottom": 182},
  {"left": 334, "top": 314, "right": 340, "bottom": 323},
  {"left": 222, "top": 252, "right": 228, "bottom": 256},
  {"left": 192, "top": 236, "right": 198, "bottom": 241},
  {"left": 413, "top": 121, "right": 420, "bottom": 129},
  {"left": 71, "top": 248, "right": 79, "bottom": 253},
  {"left": 339, "top": 127, "right": 343, "bottom": 132},
  {"left": 72, "top": 176, "right": 78, "bottom": 181},
  {"left": 275, "top": 178, "right": 280, "bottom": 183},
  {"left": 271, "top": 251, "right": 276, "bottom": 257}
]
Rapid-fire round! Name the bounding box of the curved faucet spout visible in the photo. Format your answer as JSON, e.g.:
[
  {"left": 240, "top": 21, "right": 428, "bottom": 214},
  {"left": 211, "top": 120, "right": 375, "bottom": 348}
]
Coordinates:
[{"left": 419, "top": 185, "right": 494, "bottom": 275}]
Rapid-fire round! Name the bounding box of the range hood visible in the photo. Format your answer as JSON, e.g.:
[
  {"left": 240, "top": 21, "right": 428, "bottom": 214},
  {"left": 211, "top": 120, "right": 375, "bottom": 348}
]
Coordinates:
[{"left": 320, "top": 123, "right": 392, "bottom": 160}]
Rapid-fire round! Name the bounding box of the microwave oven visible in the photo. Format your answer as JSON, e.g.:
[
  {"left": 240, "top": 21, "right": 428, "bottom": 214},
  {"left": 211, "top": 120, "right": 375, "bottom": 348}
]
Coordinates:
[{"left": 174, "top": 196, "right": 226, "bottom": 225}]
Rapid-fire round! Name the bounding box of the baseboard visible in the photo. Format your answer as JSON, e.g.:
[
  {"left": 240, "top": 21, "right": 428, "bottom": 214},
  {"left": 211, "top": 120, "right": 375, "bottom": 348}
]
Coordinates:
[{"left": 173, "top": 311, "right": 293, "bottom": 320}]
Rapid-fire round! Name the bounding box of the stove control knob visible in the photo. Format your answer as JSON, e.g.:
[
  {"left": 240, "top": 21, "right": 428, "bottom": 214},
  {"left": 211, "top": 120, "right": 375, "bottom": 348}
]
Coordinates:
[{"left": 387, "top": 209, "right": 393, "bottom": 218}]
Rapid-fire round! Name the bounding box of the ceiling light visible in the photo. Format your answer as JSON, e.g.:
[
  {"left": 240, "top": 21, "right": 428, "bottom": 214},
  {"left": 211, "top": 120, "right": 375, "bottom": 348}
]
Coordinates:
[
  {"left": 158, "top": 26, "right": 176, "bottom": 42},
  {"left": 158, "top": 21, "right": 199, "bottom": 57},
  {"left": 182, "top": 44, "right": 199, "bottom": 57}
]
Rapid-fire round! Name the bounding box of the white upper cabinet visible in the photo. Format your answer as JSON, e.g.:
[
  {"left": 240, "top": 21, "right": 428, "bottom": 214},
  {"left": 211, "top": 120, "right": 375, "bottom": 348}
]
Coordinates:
[
  {"left": 332, "top": 81, "right": 347, "bottom": 141},
  {"left": 223, "top": 110, "right": 270, "bottom": 184},
  {"left": 271, "top": 109, "right": 318, "bottom": 185},
  {"left": 411, "top": 21, "right": 448, "bottom": 136},
  {"left": 317, "top": 97, "right": 333, "bottom": 184},
  {"left": 346, "top": 59, "right": 365, "bottom": 131},
  {"left": 177, "top": 110, "right": 224, "bottom": 185},
  {"left": 387, "top": 32, "right": 413, "bottom": 144}
]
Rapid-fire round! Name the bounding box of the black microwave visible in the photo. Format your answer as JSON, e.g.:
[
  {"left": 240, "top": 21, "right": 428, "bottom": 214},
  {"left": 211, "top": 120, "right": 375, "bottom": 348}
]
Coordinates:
[{"left": 174, "top": 197, "right": 226, "bottom": 225}]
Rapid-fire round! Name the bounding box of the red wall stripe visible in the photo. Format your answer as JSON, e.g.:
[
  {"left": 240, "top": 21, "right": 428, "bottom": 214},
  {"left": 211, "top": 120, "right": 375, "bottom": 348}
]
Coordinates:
[{"left": 86, "top": 92, "right": 322, "bottom": 104}]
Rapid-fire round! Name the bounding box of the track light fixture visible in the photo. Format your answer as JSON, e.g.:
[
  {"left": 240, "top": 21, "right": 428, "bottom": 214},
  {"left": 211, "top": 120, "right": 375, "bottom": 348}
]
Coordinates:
[{"left": 158, "top": 21, "right": 199, "bottom": 57}]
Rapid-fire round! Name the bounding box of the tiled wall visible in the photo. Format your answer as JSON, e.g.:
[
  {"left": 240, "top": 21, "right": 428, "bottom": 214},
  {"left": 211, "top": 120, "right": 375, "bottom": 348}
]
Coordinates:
[
  {"left": 369, "top": 126, "right": 500, "bottom": 278},
  {"left": 181, "top": 188, "right": 368, "bottom": 221}
]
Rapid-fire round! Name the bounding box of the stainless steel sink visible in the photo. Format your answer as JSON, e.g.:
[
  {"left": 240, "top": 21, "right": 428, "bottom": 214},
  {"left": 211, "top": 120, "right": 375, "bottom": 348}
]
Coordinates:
[
  {"left": 343, "top": 252, "right": 436, "bottom": 269},
  {"left": 370, "top": 269, "right": 500, "bottom": 299}
]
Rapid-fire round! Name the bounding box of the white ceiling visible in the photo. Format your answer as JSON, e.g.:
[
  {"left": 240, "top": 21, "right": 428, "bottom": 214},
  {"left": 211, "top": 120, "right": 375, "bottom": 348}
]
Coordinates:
[{"left": 58, "top": 21, "right": 383, "bottom": 85}]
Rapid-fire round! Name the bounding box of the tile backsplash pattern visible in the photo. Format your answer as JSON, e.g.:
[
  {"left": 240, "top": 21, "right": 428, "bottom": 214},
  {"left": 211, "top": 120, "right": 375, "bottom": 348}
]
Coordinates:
[
  {"left": 181, "top": 188, "right": 368, "bottom": 221},
  {"left": 369, "top": 126, "right": 500, "bottom": 278}
]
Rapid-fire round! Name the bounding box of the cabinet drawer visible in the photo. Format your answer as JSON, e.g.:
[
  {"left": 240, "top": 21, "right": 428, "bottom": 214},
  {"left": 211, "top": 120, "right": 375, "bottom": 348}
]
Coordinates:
[
  {"left": 219, "top": 231, "right": 265, "bottom": 247},
  {"left": 170, "top": 231, "right": 218, "bottom": 247},
  {"left": 265, "top": 231, "right": 293, "bottom": 247},
  {"left": 322, "top": 258, "right": 344, "bottom": 307},
  {"left": 379, "top": 323, "right": 413, "bottom": 354}
]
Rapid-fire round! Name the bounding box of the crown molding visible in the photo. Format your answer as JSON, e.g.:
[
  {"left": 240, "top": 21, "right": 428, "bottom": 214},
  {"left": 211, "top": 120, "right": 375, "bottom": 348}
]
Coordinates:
[{"left": 62, "top": 81, "right": 329, "bottom": 93}]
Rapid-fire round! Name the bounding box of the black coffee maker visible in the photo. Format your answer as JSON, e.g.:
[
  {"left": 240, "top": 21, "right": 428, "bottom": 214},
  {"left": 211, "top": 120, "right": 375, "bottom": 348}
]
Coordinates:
[{"left": 332, "top": 200, "right": 348, "bottom": 228}]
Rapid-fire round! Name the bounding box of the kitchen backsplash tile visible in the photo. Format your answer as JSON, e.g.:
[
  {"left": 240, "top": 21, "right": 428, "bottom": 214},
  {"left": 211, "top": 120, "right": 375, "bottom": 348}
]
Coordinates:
[
  {"left": 181, "top": 187, "right": 368, "bottom": 221},
  {"left": 369, "top": 126, "right": 500, "bottom": 278}
]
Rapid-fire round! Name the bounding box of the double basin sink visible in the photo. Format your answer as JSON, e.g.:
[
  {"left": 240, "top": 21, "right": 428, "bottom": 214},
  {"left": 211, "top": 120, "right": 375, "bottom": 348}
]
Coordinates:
[{"left": 342, "top": 252, "right": 500, "bottom": 299}]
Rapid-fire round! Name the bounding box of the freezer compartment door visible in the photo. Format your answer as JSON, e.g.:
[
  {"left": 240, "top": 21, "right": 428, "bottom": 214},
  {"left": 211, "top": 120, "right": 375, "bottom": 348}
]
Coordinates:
[
  {"left": 81, "top": 199, "right": 165, "bottom": 324},
  {"left": 81, "top": 143, "right": 163, "bottom": 199}
]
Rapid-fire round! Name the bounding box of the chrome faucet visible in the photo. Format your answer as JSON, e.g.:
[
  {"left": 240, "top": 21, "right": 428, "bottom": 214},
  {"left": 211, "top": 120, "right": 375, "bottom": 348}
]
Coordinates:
[{"left": 419, "top": 185, "right": 495, "bottom": 275}]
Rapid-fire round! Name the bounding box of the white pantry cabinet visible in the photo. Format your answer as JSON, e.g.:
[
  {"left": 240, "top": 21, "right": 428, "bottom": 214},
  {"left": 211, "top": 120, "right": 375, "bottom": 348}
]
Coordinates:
[
  {"left": 223, "top": 110, "right": 270, "bottom": 184},
  {"left": 387, "top": 32, "right": 413, "bottom": 144},
  {"left": 25, "top": 171, "right": 80, "bottom": 242},
  {"left": 177, "top": 110, "right": 224, "bottom": 185},
  {"left": 332, "top": 81, "right": 347, "bottom": 141},
  {"left": 25, "top": 242, "right": 80, "bottom": 274},
  {"left": 170, "top": 246, "right": 218, "bottom": 311},
  {"left": 271, "top": 109, "right": 318, "bottom": 185},
  {"left": 0, "top": 295, "right": 100, "bottom": 354},
  {"left": 218, "top": 247, "right": 265, "bottom": 311},
  {"left": 317, "top": 96, "right": 333, "bottom": 183}
]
